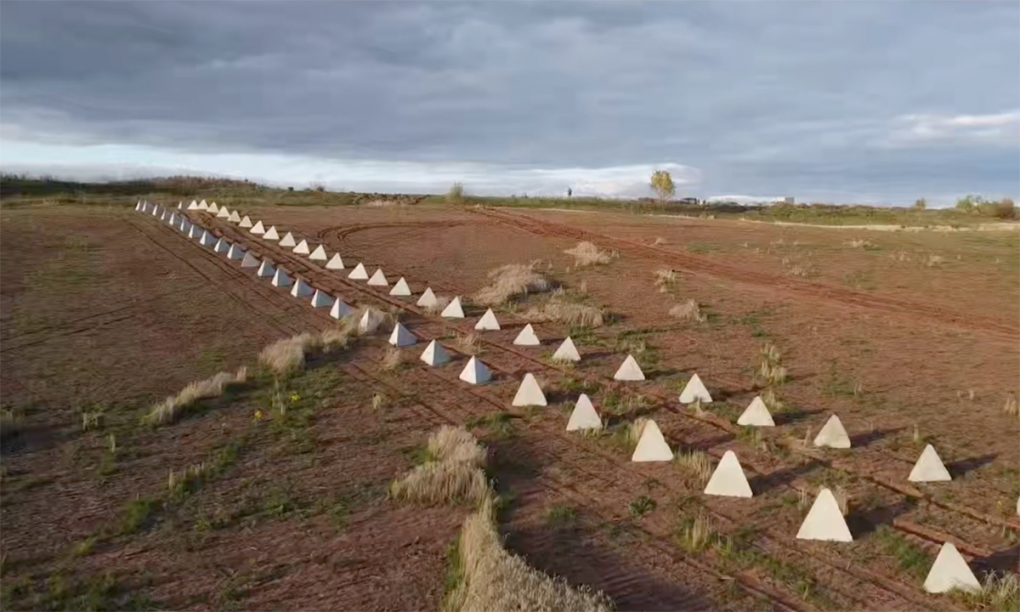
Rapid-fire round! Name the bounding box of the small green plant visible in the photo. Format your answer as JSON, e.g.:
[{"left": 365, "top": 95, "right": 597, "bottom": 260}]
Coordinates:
[
  {"left": 628, "top": 495, "right": 657, "bottom": 517},
  {"left": 119, "top": 497, "right": 159, "bottom": 534},
  {"left": 73, "top": 536, "right": 98, "bottom": 557},
  {"left": 545, "top": 503, "right": 578, "bottom": 526}
]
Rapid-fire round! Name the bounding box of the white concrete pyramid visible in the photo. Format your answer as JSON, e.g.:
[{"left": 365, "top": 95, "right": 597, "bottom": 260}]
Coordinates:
[
  {"left": 704, "top": 451, "right": 753, "bottom": 498},
  {"left": 272, "top": 268, "right": 293, "bottom": 287},
  {"left": 290, "top": 278, "right": 313, "bottom": 298},
  {"left": 310, "top": 289, "right": 334, "bottom": 309},
  {"left": 614, "top": 355, "right": 645, "bottom": 381},
  {"left": 358, "top": 309, "right": 383, "bottom": 334},
  {"left": 188, "top": 200, "right": 199, "bottom": 210},
  {"left": 256, "top": 259, "right": 276, "bottom": 277},
  {"left": 208, "top": 202, "right": 219, "bottom": 214},
  {"left": 309, "top": 245, "right": 328, "bottom": 261},
  {"left": 325, "top": 253, "right": 345, "bottom": 270},
  {"left": 417, "top": 287, "right": 438, "bottom": 308},
  {"left": 631, "top": 420, "right": 673, "bottom": 462},
  {"left": 263, "top": 226, "right": 280, "bottom": 241},
  {"left": 552, "top": 337, "right": 581, "bottom": 362},
  {"left": 679, "top": 374, "right": 713, "bottom": 404},
  {"left": 459, "top": 356, "right": 491, "bottom": 385},
  {"left": 239, "top": 215, "right": 253, "bottom": 228},
  {"left": 388, "top": 322, "right": 417, "bottom": 347},
  {"left": 796, "top": 488, "right": 853, "bottom": 542},
  {"left": 198, "top": 200, "right": 209, "bottom": 210},
  {"left": 240, "top": 252, "right": 260, "bottom": 268},
  {"left": 367, "top": 268, "right": 388, "bottom": 286},
  {"left": 227, "top": 244, "right": 246, "bottom": 260},
  {"left": 512, "top": 373, "right": 547, "bottom": 407},
  {"left": 135, "top": 201, "right": 142, "bottom": 212},
  {"left": 250, "top": 220, "right": 266, "bottom": 235},
  {"left": 180, "top": 219, "right": 192, "bottom": 234},
  {"left": 293, "top": 239, "right": 310, "bottom": 254},
  {"left": 329, "top": 299, "right": 353, "bottom": 319},
  {"left": 216, "top": 206, "right": 230, "bottom": 218},
  {"left": 923, "top": 542, "right": 980, "bottom": 594},
  {"left": 160, "top": 209, "right": 169, "bottom": 222},
  {"left": 214, "top": 238, "right": 231, "bottom": 254},
  {"left": 513, "top": 324, "right": 541, "bottom": 346},
  {"left": 420, "top": 340, "right": 450, "bottom": 366},
  {"left": 152, "top": 205, "right": 161, "bottom": 217},
  {"left": 279, "top": 232, "right": 297, "bottom": 247},
  {"left": 566, "top": 394, "right": 602, "bottom": 431},
  {"left": 813, "top": 415, "right": 851, "bottom": 449},
  {"left": 199, "top": 230, "right": 216, "bottom": 247},
  {"left": 228, "top": 210, "right": 241, "bottom": 223},
  {"left": 177, "top": 201, "right": 183, "bottom": 210},
  {"left": 737, "top": 396, "right": 774, "bottom": 427},
  {"left": 442, "top": 297, "right": 465, "bottom": 318},
  {"left": 908, "top": 444, "right": 952, "bottom": 482},
  {"left": 168, "top": 213, "right": 178, "bottom": 226},
  {"left": 174, "top": 216, "right": 185, "bottom": 231},
  {"left": 188, "top": 224, "right": 202, "bottom": 239},
  {"left": 348, "top": 263, "right": 369, "bottom": 280},
  {"left": 389, "top": 277, "right": 412, "bottom": 296},
  {"left": 475, "top": 308, "right": 501, "bottom": 331}
]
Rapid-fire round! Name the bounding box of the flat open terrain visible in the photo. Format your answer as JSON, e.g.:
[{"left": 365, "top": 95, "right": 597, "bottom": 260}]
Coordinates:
[{"left": 2, "top": 198, "right": 1018, "bottom": 611}]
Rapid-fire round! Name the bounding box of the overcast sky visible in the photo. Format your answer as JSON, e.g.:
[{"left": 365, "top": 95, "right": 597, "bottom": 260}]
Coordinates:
[{"left": 1, "top": 1, "right": 1018, "bottom": 205}]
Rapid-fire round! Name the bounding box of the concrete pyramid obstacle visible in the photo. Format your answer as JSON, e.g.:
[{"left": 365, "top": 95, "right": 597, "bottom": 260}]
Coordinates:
[
  {"left": 168, "top": 213, "right": 178, "bottom": 226},
  {"left": 704, "top": 451, "right": 753, "bottom": 498},
  {"left": 442, "top": 297, "right": 465, "bottom": 319},
  {"left": 180, "top": 219, "right": 193, "bottom": 234},
  {"left": 813, "top": 415, "right": 851, "bottom": 449},
  {"left": 614, "top": 355, "right": 645, "bottom": 381},
  {"left": 216, "top": 206, "right": 230, "bottom": 218},
  {"left": 135, "top": 201, "right": 142, "bottom": 212},
  {"left": 310, "top": 289, "right": 334, "bottom": 309},
  {"left": 290, "top": 278, "right": 313, "bottom": 298},
  {"left": 388, "top": 322, "right": 417, "bottom": 347},
  {"left": 631, "top": 420, "right": 673, "bottom": 462},
  {"left": 417, "top": 287, "right": 438, "bottom": 308},
  {"left": 325, "top": 253, "right": 345, "bottom": 270},
  {"left": 358, "top": 309, "right": 383, "bottom": 334},
  {"left": 309, "top": 245, "right": 328, "bottom": 261},
  {"left": 177, "top": 201, "right": 183, "bottom": 210},
  {"left": 566, "top": 394, "right": 602, "bottom": 431},
  {"left": 151, "top": 205, "right": 161, "bottom": 216},
  {"left": 227, "top": 244, "right": 246, "bottom": 260},
  {"left": 160, "top": 209, "right": 169, "bottom": 222},
  {"left": 263, "top": 226, "right": 280, "bottom": 241},
  {"left": 459, "top": 356, "right": 491, "bottom": 385},
  {"left": 250, "top": 220, "right": 266, "bottom": 235},
  {"left": 909, "top": 444, "right": 952, "bottom": 482},
  {"left": 420, "top": 340, "right": 450, "bottom": 366},
  {"left": 679, "top": 374, "right": 713, "bottom": 404},
  {"left": 188, "top": 200, "right": 199, "bottom": 210},
  {"left": 923, "top": 542, "right": 980, "bottom": 594},
  {"left": 796, "top": 488, "right": 853, "bottom": 542},
  {"left": 228, "top": 210, "right": 241, "bottom": 223},
  {"left": 389, "top": 277, "right": 412, "bottom": 296},
  {"left": 188, "top": 224, "right": 203, "bottom": 239},
  {"left": 348, "top": 263, "right": 369, "bottom": 280},
  {"left": 329, "top": 299, "right": 353, "bottom": 319},
  {"left": 199, "top": 230, "right": 217, "bottom": 247},
  {"left": 293, "top": 239, "right": 310, "bottom": 255},
  {"left": 272, "top": 268, "right": 293, "bottom": 288},
  {"left": 256, "top": 259, "right": 276, "bottom": 278},
  {"left": 198, "top": 200, "right": 209, "bottom": 210},
  {"left": 512, "top": 373, "right": 547, "bottom": 407},
  {"left": 208, "top": 202, "right": 219, "bottom": 214},
  {"left": 214, "top": 238, "right": 231, "bottom": 254},
  {"left": 552, "top": 337, "right": 581, "bottom": 362},
  {"left": 240, "top": 252, "right": 260, "bottom": 268},
  {"left": 737, "top": 396, "right": 775, "bottom": 427},
  {"left": 239, "top": 215, "right": 253, "bottom": 228},
  {"left": 475, "top": 308, "right": 501, "bottom": 331},
  {"left": 367, "top": 268, "right": 389, "bottom": 286},
  {"left": 279, "top": 232, "right": 297, "bottom": 247},
  {"left": 513, "top": 324, "right": 541, "bottom": 346}
]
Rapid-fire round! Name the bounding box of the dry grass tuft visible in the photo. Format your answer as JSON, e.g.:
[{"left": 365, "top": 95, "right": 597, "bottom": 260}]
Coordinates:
[
  {"left": 425, "top": 295, "right": 452, "bottom": 315},
  {"left": 564, "top": 241, "right": 612, "bottom": 267},
  {"left": 428, "top": 425, "right": 488, "bottom": 466},
  {"left": 455, "top": 332, "right": 482, "bottom": 355},
  {"left": 1, "top": 409, "right": 23, "bottom": 441},
  {"left": 167, "top": 462, "right": 208, "bottom": 495},
  {"left": 926, "top": 254, "right": 945, "bottom": 267},
  {"left": 832, "top": 485, "right": 849, "bottom": 516},
  {"left": 1003, "top": 393, "right": 1018, "bottom": 416},
  {"left": 525, "top": 296, "right": 607, "bottom": 328},
  {"left": 669, "top": 299, "right": 706, "bottom": 323},
  {"left": 844, "top": 238, "right": 876, "bottom": 249},
  {"left": 626, "top": 417, "right": 649, "bottom": 448},
  {"left": 675, "top": 449, "right": 713, "bottom": 484},
  {"left": 758, "top": 362, "right": 788, "bottom": 386},
  {"left": 259, "top": 333, "right": 321, "bottom": 374},
  {"left": 679, "top": 514, "right": 714, "bottom": 553},
  {"left": 380, "top": 347, "right": 404, "bottom": 371},
  {"left": 145, "top": 367, "right": 248, "bottom": 426},
  {"left": 653, "top": 268, "right": 677, "bottom": 293},
  {"left": 473, "top": 261, "right": 552, "bottom": 306},
  {"left": 652, "top": 237, "right": 667, "bottom": 246},
  {"left": 390, "top": 426, "right": 489, "bottom": 506}
]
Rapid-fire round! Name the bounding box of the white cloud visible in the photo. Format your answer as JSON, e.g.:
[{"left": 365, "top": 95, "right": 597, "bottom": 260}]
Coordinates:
[{"left": 888, "top": 110, "right": 1020, "bottom": 145}]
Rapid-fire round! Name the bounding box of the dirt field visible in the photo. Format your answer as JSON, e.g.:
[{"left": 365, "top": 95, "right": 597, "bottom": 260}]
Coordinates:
[{"left": 2, "top": 200, "right": 1017, "bottom": 611}]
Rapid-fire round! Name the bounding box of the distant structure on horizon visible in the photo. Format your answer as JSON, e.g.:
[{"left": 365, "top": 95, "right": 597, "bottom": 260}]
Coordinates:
[{"left": 784, "top": 196, "right": 795, "bottom": 205}]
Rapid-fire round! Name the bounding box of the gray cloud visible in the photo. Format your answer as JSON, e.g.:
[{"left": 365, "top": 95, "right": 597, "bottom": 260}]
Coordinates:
[{"left": 1, "top": 1, "right": 1018, "bottom": 203}]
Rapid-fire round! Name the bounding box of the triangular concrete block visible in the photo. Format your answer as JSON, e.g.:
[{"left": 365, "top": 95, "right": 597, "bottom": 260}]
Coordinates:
[
  {"left": 293, "top": 239, "right": 310, "bottom": 254},
  {"left": 420, "top": 340, "right": 450, "bottom": 366},
  {"left": 272, "top": 268, "right": 293, "bottom": 288},
  {"left": 279, "top": 232, "right": 297, "bottom": 247},
  {"left": 216, "top": 206, "right": 230, "bottom": 218},
  {"left": 475, "top": 308, "right": 500, "bottom": 331},
  {"left": 417, "top": 287, "right": 438, "bottom": 307},
  {"left": 135, "top": 201, "right": 142, "bottom": 212},
  {"left": 160, "top": 209, "right": 169, "bottom": 222},
  {"left": 168, "top": 213, "right": 178, "bottom": 226},
  {"left": 737, "top": 396, "right": 775, "bottom": 427},
  {"left": 309, "top": 245, "right": 328, "bottom": 261},
  {"left": 389, "top": 277, "right": 412, "bottom": 296},
  {"left": 152, "top": 205, "right": 161, "bottom": 217},
  {"left": 923, "top": 542, "right": 981, "bottom": 593},
  {"left": 442, "top": 297, "right": 465, "bottom": 318},
  {"left": 178, "top": 201, "right": 184, "bottom": 210},
  {"left": 329, "top": 299, "right": 352, "bottom": 319},
  {"left": 367, "top": 268, "right": 388, "bottom": 286},
  {"left": 796, "top": 488, "right": 853, "bottom": 542},
  {"left": 208, "top": 202, "right": 219, "bottom": 214},
  {"left": 459, "top": 356, "right": 491, "bottom": 384},
  {"left": 228, "top": 210, "right": 241, "bottom": 223},
  {"left": 180, "top": 220, "right": 192, "bottom": 234},
  {"left": 310, "top": 289, "right": 334, "bottom": 309},
  {"left": 552, "top": 337, "right": 581, "bottom": 362},
  {"left": 679, "top": 374, "right": 713, "bottom": 404},
  {"left": 513, "top": 324, "right": 541, "bottom": 346},
  {"left": 614, "top": 355, "right": 645, "bottom": 381},
  {"left": 250, "top": 220, "right": 265, "bottom": 234},
  {"left": 813, "top": 415, "right": 851, "bottom": 449},
  {"left": 199, "top": 230, "right": 216, "bottom": 247},
  {"left": 240, "top": 252, "right": 260, "bottom": 268},
  {"left": 909, "top": 444, "right": 952, "bottom": 482},
  {"left": 188, "top": 200, "right": 199, "bottom": 210},
  {"left": 358, "top": 309, "right": 383, "bottom": 334},
  {"left": 348, "top": 263, "right": 369, "bottom": 280},
  {"left": 512, "top": 373, "right": 547, "bottom": 407},
  {"left": 227, "top": 244, "right": 246, "bottom": 260},
  {"left": 290, "top": 278, "right": 313, "bottom": 298},
  {"left": 264, "top": 226, "right": 280, "bottom": 241},
  {"left": 325, "top": 253, "right": 345, "bottom": 270},
  {"left": 256, "top": 260, "right": 275, "bottom": 278},
  {"left": 388, "top": 322, "right": 417, "bottom": 347},
  {"left": 631, "top": 420, "right": 673, "bottom": 462},
  {"left": 188, "top": 224, "right": 202, "bottom": 239},
  {"left": 198, "top": 200, "right": 208, "bottom": 210},
  {"left": 704, "top": 451, "right": 753, "bottom": 498},
  {"left": 566, "top": 394, "right": 602, "bottom": 431},
  {"left": 239, "top": 215, "right": 253, "bottom": 228},
  {"left": 214, "top": 238, "right": 230, "bottom": 254}
]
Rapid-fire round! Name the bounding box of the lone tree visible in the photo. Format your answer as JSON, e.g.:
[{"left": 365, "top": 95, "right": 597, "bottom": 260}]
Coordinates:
[{"left": 650, "top": 170, "right": 675, "bottom": 201}]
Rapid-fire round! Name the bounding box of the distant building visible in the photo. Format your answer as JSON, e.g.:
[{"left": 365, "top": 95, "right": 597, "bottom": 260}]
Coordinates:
[{"left": 783, "top": 196, "right": 795, "bottom": 205}]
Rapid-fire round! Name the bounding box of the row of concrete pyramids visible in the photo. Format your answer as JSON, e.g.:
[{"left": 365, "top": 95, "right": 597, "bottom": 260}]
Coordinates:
[{"left": 137, "top": 200, "right": 985, "bottom": 595}]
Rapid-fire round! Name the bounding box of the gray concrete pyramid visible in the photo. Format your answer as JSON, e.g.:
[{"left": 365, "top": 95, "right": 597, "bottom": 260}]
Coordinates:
[
  {"left": 256, "top": 259, "right": 276, "bottom": 277},
  {"left": 388, "top": 322, "right": 417, "bottom": 347},
  {"left": 310, "top": 289, "right": 334, "bottom": 309},
  {"left": 459, "top": 356, "right": 491, "bottom": 384},
  {"left": 330, "top": 299, "right": 353, "bottom": 319},
  {"left": 566, "top": 394, "right": 601, "bottom": 431},
  {"left": 214, "top": 238, "right": 231, "bottom": 254},
  {"left": 272, "top": 268, "right": 293, "bottom": 287},
  {"left": 240, "top": 251, "right": 260, "bottom": 268},
  {"left": 227, "top": 244, "right": 246, "bottom": 260},
  {"left": 420, "top": 340, "right": 450, "bottom": 366},
  {"left": 289, "top": 278, "right": 313, "bottom": 298}
]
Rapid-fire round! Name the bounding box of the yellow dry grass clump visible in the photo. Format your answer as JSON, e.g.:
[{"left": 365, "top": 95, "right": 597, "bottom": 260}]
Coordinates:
[
  {"left": 380, "top": 347, "right": 404, "bottom": 371},
  {"left": 390, "top": 425, "right": 489, "bottom": 506},
  {"left": 145, "top": 367, "right": 247, "bottom": 426},
  {"left": 424, "top": 295, "right": 452, "bottom": 315},
  {"left": 653, "top": 268, "right": 677, "bottom": 293},
  {"left": 258, "top": 327, "right": 355, "bottom": 375},
  {"left": 473, "top": 261, "right": 551, "bottom": 306},
  {"left": 525, "top": 294, "right": 606, "bottom": 328},
  {"left": 564, "top": 241, "right": 612, "bottom": 267},
  {"left": 669, "top": 299, "right": 706, "bottom": 323},
  {"left": 675, "top": 449, "right": 713, "bottom": 484}
]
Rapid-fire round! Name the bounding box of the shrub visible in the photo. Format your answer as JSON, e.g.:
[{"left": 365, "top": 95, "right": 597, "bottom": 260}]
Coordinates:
[
  {"left": 390, "top": 426, "right": 489, "bottom": 506},
  {"left": 145, "top": 367, "right": 248, "bottom": 425},
  {"left": 649, "top": 170, "right": 675, "bottom": 201},
  {"left": 474, "top": 262, "right": 552, "bottom": 306},
  {"left": 525, "top": 296, "right": 607, "bottom": 327},
  {"left": 669, "top": 299, "right": 705, "bottom": 323},
  {"left": 564, "top": 241, "right": 612, "bottom": 267},
  {"left": 447, "top": 182, "right": 465, "bottom": 205}
]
